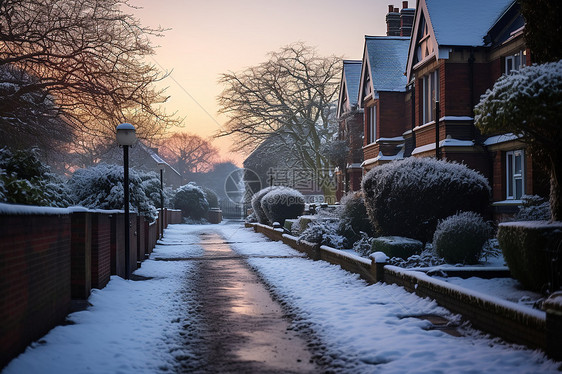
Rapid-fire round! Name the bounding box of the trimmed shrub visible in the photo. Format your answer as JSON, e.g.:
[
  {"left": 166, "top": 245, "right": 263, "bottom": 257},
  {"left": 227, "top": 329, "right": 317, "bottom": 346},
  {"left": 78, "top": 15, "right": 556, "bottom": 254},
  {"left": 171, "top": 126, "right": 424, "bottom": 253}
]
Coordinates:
[
  {"left": 498, "top": 221, "right": 562, "bottom": 292},
  {"left": 433, "top": 212, "right": 492, "bottom": 265},
  {"left": 261, "top": 187, "right": 305, "bottom": 226},
  {"left": 251, "top": 186, "right": 277, "bottom": 224},
  {"left": 372, "top": 236, "right": 423, "bottom": 260},
  {"left": 173, "top": 183, "right": 209, "bottom": 220},
  {"left": 337, "top": 191, "right": 374, "bottom": 245},
  {"left": 201, "top": 187, "right": 219, "bottom": 208},
  {"left": 362, "top": 157, "right": 490, "bottom": 242}
]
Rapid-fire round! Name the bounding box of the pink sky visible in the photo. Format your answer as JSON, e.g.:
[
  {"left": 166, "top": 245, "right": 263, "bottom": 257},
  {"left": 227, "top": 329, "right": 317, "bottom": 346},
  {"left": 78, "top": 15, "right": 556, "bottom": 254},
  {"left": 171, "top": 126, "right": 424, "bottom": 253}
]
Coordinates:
[{"left": 129, "top": 0, "right": 400, "bottom": 165}]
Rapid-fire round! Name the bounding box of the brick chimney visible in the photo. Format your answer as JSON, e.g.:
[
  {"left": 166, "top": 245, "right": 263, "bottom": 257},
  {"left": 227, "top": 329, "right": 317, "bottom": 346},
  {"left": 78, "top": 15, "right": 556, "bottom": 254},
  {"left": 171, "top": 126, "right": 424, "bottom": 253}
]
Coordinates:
[
  {"left": 400, "top": 1, "right": 415, "bottom": 37},
  {"left": 386, "top": 4, "right": 401, "bottom": 36}
]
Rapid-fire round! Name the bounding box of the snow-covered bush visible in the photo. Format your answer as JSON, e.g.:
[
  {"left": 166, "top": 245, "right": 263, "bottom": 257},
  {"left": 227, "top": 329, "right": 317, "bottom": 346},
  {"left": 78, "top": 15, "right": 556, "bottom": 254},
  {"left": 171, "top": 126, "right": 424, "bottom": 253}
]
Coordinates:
[
  {"left": 337, "top": 191, "right": 374, "bottom": 246},
  {"left": 68, "top": 163, "right": 158, "bottom": 220},
  {"left": 372, "top": 236, "right": 423, "bottom": 260},
  {"left": 172, "top": 183, "right": 209, "bottom": 220},
  {"left": 513, "top": 195, "right": 551, "bottom": 221},
  {"left": 261, "top": 187, "right": 305, "bottom": 226},
  {"left": 433, "top": 212, "right": 492, "bottom": 265},
  {"left": 388, "top": 248, "right": 446, "bottom": 268},
  {"left": 352, "top": 232, "right": 375, "bottom": 257},
  {"left": 0, "top": 147, "right": 71, "bottom": 207},
  {"left": 251, "top": 186, "right": 277, "bottom": 224},
  {"left": 298, "top": 218, "right": 346, "bottom": 249},
  {"left": 362, "top": 157, "right": 491, "bottom": 243},
  {"left": 201, "top": 187, "right": 219, "bottom": 208}
]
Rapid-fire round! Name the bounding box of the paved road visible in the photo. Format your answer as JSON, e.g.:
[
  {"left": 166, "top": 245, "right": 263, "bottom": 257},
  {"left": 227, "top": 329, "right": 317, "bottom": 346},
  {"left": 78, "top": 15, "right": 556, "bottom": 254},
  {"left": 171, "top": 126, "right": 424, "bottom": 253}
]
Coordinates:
[{"left": 172, "top": 231, "right": 321, "bottom": 373}]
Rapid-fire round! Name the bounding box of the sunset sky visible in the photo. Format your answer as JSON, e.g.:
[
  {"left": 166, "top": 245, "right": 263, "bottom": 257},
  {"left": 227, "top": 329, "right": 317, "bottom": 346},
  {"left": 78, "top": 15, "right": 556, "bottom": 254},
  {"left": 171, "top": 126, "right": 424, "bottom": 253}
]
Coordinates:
[{"left": 129, "top": 0, "right": 400, "bottom": 165}]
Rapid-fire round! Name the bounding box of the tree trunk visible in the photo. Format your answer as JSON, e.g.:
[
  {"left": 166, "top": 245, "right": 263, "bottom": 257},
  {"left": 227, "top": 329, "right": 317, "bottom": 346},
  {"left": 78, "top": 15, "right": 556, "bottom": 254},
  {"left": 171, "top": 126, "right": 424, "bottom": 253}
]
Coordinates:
[{"left": 550, "top": 153, "right": 562, "bottom": 221}]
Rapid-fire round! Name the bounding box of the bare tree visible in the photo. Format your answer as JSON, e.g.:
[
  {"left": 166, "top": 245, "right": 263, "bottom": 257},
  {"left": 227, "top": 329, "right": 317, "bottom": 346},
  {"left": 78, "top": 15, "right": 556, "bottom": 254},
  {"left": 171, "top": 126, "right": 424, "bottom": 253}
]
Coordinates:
[
  {"left": 216, "top": 43, "right": 341, "bottom": 179},
  {"left": 0, "top": 0, "right": 178, "bottom": 158},
  {"left": 159, "top": 132, "right": 219, "bottom": 178}
]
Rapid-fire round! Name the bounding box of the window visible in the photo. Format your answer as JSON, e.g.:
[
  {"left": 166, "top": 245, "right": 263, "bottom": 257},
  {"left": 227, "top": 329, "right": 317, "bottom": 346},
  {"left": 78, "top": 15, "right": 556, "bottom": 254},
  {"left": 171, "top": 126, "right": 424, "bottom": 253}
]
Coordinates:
[
  {"left": 506, "top": 150, "right": 525, "bottom": 200},
  {"left": 505, "top": 50, "right": 527, "bottom": 74},
  {"left": 422, "top": 69, "right": 439, "bottom": 124},
  {"left": 368, "top": 105, "right": 376, "bottom": 144}
]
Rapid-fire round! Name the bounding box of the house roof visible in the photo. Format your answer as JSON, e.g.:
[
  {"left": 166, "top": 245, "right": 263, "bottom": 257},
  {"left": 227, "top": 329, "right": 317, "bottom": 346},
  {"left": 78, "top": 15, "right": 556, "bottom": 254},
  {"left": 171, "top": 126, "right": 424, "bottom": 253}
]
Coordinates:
[
  {"left": 424, "top": 0, "right": 515, "bottom": 47},
  {"left": 359, "top": 36, "right": 410, "bottom": 103},
  {"left": 343, "top": 60, "right": 362, "bottom": 107},
  {"left": 337, "top": 60, "right": 362, "bottom": 117}
]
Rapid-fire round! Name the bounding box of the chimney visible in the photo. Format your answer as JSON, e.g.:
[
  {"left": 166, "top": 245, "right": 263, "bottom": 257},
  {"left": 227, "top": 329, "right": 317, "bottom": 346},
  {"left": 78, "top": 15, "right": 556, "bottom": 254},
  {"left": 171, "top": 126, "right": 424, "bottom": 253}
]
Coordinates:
[
  {"left": 400, "top": 1, "right": 415, "bottom": 37},
  {"left": 386, "top": 4, "right": 401, "bottom": 36}
]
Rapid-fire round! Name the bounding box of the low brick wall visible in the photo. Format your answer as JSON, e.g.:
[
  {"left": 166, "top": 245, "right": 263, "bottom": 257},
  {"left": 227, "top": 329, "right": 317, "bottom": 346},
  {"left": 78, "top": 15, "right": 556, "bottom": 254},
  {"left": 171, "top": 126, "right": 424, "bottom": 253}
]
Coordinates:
[
  {"left": 0, "top": 205, "right": 161, "bottom": 369},
  {"left": 0, "top": 207, "right": 71, "bottom": 370},
  {"left": 166, "top": 209, "right": 182, "bottom": 225},
  {"left": 248, "top": 222, "right": 555, "bottom": 357}
]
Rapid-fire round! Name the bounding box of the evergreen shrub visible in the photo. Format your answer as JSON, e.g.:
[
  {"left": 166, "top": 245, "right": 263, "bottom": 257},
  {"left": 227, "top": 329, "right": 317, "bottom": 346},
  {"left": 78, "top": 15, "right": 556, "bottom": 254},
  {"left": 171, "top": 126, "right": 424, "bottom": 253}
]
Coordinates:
[
  {"left": 261, "top": 186, "right": 305, "bottom": 226},
  {"left": 201, "top": 187, "right": 219, "bottom": 208},
  {"left": 251, "top": 186, "right": 277, "bottom": 224},
  {"left": 371, "top": 236, "right": 423, "bottom": 259},
  {"left": 433, "top": 211, "right": 492, "bottom": 264},
  {"left": 173, "top": 183, "right": 209, "bottom": 220},
  {"left": 498, "top": 221, "right": 562, "bottom": 292},
  {"left": 337, "top": 192, "right": 374, "bottom": 245},
  {"left": 361, "top": 157, "right": 490, "bottom": 242}
]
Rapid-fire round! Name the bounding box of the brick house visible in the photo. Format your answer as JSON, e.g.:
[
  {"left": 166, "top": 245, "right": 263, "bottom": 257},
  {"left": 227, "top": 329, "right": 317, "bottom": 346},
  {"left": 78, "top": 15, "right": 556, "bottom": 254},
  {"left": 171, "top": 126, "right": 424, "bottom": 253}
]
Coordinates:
[
  {"left": 405, "top": 0, "right": 548, "bottom": 219},
  {"left": 358, "top": 35, "right": 411, "bottom": 172},
  {"left": 335, "top": 60, "right": 363, "bottom": 199}
]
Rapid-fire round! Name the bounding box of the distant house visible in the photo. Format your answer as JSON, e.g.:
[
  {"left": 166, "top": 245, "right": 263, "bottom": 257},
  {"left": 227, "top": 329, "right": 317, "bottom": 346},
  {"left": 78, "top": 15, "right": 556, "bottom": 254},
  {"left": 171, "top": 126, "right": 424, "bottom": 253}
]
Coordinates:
[
  {"left": 405, "top": 0, "right": 548, "bottom": 219},
  {"left": 358, "top": 35, "right": 411, "bottom": 172},
  {"left": 102, "top": 141, "right": 182, "bottom": 189},
  {"left": 335, "top": 60, "right": 363, "bottom": 199}
]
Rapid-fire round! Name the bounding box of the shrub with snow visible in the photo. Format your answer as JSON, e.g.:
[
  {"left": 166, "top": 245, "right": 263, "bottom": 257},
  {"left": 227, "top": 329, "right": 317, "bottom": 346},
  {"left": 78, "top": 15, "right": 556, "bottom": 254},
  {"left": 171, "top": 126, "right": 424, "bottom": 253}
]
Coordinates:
[
  {"left": 68, "top": 163, "right": 158, "bottom": 220},
  {"left": 201, "top": 187, "right": 219, "bottom": 208},
  {"left": 0, "top": 147, "right": 71, "bottom": 207},
  {"left": 172, "top": 183, "right": 209, "bottom": 220},
  {"left": 251, "top": 186, "right": 278, "bottom": 224},
  {"left": 362, "top": 157, "right": 491, "bottom": 243},
  {"left": 372, "top": 236, "right": 423, "bottom": 260},
  {"left": 337, "top": 191, "right": 374, "bottom": 246},
  {"left": 298, "top": 218, "right": 346, "bottom": 249},
  {"left": 261, "top": 187, "right": 305, "bottom": 226},
  {"left": 512, "top": 195, "right": 551, "bottom": 221},
  {"left": 352, "top": 232, "right": 376, "bottom": 257},
  {"left": 433, "top": 212, "right": 492, "bottom": 265}
]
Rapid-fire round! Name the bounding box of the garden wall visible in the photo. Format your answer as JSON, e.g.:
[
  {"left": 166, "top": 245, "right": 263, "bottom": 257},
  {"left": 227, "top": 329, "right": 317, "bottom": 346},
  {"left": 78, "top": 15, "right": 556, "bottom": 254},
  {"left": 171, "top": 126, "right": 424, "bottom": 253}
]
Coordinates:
[
  {"left": 0, "top": 204, "right": 174, "bottom": 369},
  {"left": 247, "top": 222, "right": 559, "bottom": 359}
]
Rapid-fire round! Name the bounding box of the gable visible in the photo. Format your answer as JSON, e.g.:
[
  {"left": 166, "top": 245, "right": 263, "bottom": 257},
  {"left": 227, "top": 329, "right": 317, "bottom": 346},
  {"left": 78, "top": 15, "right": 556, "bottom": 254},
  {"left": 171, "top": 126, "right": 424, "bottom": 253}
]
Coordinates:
[{"left": 337, "top": 60, "right": 362, "bottom": 117}]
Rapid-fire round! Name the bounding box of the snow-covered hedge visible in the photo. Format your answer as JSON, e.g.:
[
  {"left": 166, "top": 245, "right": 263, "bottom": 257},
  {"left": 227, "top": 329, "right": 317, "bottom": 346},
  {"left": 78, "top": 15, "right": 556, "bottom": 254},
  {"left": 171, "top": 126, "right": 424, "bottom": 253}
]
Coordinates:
[
  {"left": 298, "top": 218, "right": 345, "bottom": 249},
  {"left": 251, "top": 186, "right": 277, "bottom": 224},
  {"left": 68, "top": 163, "right": 158, "bottom": 220},
  {"left": 498, "top": 221, "right": 562, "bottom": 292},
  {"left": 372, "top": 236, "right": 423, "bottom": 260},
  {"left": 261, "top": 186, "right": 305, "bottom": 226},
  {"left": 362, "top": 157, "right": 491, "bottom": 242},
  {"left": 172, "top": 183, "right": 209, "bottom": 220},
  {"left": 513, "top": 195, "right": 550, "bottom": 221},
  {"left": 0, "top": 147, "right": 71, "bottom": 207},
  {"left": 337, "top": 191, "right": 373, "bottom": 246},
  {"left": 433, "top": 212, "right": 492, "bottom": 265}
]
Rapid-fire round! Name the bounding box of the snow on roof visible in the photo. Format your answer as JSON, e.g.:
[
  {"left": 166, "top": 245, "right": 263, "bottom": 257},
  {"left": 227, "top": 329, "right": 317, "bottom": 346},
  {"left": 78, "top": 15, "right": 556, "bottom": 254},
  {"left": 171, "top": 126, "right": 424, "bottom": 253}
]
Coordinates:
[
  {"left": 425, "top": 0, "right": 515, "bottom": 47},
  {"left": 342, "top": 60, "right": 362, "bottom": 107},
  {"left": 365, "top": 36, "right": 410, "bottom": 92},
  {"left": 483, "top": 133, "right": 520, "bottom": 146}
]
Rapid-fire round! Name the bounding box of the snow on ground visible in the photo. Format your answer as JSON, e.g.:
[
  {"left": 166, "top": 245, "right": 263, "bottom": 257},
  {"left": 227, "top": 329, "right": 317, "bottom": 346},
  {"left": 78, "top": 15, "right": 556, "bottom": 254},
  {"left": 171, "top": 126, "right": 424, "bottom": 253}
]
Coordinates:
[{"left": 4, "top": 222, "right": 560, "bottom": 373}]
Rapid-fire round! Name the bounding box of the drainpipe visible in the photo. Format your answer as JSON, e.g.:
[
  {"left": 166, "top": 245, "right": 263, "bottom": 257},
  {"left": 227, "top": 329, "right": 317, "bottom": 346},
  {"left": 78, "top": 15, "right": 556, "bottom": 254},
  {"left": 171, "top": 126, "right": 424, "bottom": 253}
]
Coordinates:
[{"left": 435, "top": 100, "right": 441, "bottom": 160}]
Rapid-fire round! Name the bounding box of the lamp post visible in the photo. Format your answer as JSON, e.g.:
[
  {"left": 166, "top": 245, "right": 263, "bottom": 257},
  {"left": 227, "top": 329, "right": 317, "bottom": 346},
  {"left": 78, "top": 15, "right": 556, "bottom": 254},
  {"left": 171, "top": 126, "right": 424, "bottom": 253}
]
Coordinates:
[
  {"left": 116, "top": 123, "right": 136, "bottom": 279},
  {"left": 157, "top": 162, "right": 165, "bottom": 239}
]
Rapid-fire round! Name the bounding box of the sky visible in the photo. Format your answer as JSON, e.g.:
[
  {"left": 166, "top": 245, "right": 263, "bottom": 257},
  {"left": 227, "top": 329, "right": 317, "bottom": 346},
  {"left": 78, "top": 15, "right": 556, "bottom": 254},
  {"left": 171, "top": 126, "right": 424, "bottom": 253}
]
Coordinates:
[{"left": 128, "top": 0, "right": 397, "bottom": 165}]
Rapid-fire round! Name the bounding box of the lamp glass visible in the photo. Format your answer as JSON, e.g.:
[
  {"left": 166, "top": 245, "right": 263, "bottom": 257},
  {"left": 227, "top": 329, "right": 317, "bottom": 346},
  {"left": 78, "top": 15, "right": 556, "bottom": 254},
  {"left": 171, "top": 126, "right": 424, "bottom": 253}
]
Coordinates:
[{"left": 116, "top": 123, "right": 137, "bottom": 146}]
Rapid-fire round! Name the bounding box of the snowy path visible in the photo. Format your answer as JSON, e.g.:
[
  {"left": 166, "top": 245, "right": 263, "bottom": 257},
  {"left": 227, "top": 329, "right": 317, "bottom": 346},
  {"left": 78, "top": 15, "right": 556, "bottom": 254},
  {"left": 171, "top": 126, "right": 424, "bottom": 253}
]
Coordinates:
[{"left": 3, "top": 222, "right": 560, "bottom": 373}]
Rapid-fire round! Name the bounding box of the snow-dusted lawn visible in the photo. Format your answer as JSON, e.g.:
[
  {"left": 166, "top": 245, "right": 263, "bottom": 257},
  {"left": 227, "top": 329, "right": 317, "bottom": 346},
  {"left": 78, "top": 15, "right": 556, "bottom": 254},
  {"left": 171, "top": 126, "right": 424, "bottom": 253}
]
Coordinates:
[{"left": 4, "top": 222, "right": 559, "bottom": 373}]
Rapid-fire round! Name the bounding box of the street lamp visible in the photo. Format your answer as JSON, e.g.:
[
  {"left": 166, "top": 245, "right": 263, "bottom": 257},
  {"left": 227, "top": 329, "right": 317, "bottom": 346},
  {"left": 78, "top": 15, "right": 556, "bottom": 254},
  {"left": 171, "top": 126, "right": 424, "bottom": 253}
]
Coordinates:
[
  {"left": 157, "top": 161, "right": 165, "bottom": 239},
  {"left": 116, "top": 123, "right": 136, "bottom": 279}
]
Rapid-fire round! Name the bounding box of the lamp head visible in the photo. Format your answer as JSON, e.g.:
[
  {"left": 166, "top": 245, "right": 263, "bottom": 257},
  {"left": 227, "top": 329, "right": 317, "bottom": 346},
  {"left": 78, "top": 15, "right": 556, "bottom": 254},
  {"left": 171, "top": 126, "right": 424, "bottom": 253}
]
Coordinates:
[{"left": 116, "top": 123, "right": 137, "bottom": 146}]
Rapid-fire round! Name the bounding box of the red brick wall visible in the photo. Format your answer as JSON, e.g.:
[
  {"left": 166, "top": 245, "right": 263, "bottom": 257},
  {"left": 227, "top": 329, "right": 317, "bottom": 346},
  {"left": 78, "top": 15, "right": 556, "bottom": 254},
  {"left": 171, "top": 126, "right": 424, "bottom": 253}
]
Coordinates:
[
  {"left": 71, "top": 212, "right": 92, "bottom": 299},
  {"left": 379, "top": 92, "right": 408, "bottom": 138},
  {"left": 91, "top": 214, "right": 111, "bottom": 290},
  {"left": 0, "top": 213, "right": 71, "bottom": 369},
  {"left": 110, "top": 213, "right": 125, "bottom": 277}
]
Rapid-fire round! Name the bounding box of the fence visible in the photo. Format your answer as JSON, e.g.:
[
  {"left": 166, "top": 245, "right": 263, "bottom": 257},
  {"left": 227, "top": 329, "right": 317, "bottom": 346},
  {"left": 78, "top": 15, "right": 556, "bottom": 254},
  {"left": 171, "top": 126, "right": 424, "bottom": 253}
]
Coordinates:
[
  {"left": 220, "top": 200, "right": 248, "bottom": 219},
  {"left": 0, "top": 204, "right": 181, "bottom": 369}
]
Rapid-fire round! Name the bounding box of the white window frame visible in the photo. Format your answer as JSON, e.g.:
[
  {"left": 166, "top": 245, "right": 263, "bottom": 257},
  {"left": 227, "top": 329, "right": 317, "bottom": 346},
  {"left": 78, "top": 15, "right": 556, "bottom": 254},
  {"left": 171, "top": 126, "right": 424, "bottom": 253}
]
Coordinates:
[
  {"left": 422, "top": 69, "right": 439, "bottom": 124},
  {"left": 505, "top": 50, "right": 527, "bottom": 74},
  {"left": 506, "top": 149, "right": 525, "bottom": 200},
  {"left": 368, "top": 105, "right": 376, "bottom": 144}
]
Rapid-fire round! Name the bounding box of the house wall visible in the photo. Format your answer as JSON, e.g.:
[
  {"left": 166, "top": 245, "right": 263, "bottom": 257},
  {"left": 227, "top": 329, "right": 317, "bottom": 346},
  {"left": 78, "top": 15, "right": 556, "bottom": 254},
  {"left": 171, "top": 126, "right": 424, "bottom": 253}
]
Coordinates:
[{"left": 379, "top": 91, "right": 408, "bottom": 138}]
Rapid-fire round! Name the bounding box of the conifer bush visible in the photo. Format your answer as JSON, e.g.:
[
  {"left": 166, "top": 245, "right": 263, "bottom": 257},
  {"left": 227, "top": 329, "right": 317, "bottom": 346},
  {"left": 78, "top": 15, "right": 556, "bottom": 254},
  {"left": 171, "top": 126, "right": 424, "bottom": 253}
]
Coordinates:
[
  {"left": 172, "top": 183, "right": 209, "bottom": 220},
  {"left": 261, "top": 186, "right": 305, "bottom": 226},
  {"left": 362, "top": 157, "right": 491, "bottom": 242},
  {"left": 433, "top": 212, "right": 492, "bottom": 264},
  {"left": 337, "top": 191, "right": 373, "bottom": 246},
  {"left": 251, "top": 186, "right": 277, "bottom": 224}
]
